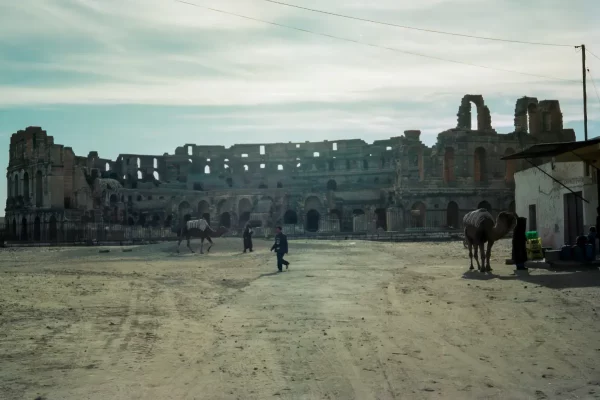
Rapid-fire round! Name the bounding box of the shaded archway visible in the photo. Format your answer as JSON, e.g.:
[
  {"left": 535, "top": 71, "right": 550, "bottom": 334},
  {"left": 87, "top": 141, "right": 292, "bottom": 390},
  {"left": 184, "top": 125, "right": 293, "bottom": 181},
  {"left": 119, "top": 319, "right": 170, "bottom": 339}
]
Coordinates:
[
  {"left": 504, "top": 148, "right": 516, "bottom": 183},
  {"left": 110, "top": 194, "right": 118, "bottom": 204},
  {"left": 198, "top": 200, "right": 210, "bottom": 216},
  {"left": 34, "top": 216, "right": 41, "bottom": 241},
  {"left": 306, "top": 209, "right": 320, "bottom": 232},
  {"left": 13, "top": 174, "right": 19, "bottom": 197},
  {"left": 443, "top": 147, "right": 455, "bottom": 182},
  {"left": 179, "top": 201, "right": 191, "bottom": 217},
  {"left": 375, "top": 208, "right": 387, "bottom": 230},
  {"left": 151, "top": 214, "right": 161, "bottom": 227},
  {"left": 284, "top": 210, "right": 298, "bottom": 225},
  {"left": 474, "top": 147, "right": 487, "bottom": 182},
  {"left": 219, "top": 212, "right": 231, "bottom": 228},
  {"left": 478, "top": 201, "right": 492, "bottom": 212},
  {"left": 49, "top": 216, "right": 57, "bottom": 241},
  {"left": 238, "top": 198, "right": 253, "bottom": 228},
  {"left": 326, "top": 179, "right": 337, "bottom": 191},
  {"left": 23, "top": 172, "right": 30, "bottom": 201},
  {"left": 446, "top": 201, "right": 459, "bottom": 228},
  {"left": 21, "top": 218, "right": 28, "bottom": 241},
  {"left": 164, "top": 214, "right": 173, "bottom": 228},
  {"left": 411, "top": 202, "right": 426, "bottom": 228}
]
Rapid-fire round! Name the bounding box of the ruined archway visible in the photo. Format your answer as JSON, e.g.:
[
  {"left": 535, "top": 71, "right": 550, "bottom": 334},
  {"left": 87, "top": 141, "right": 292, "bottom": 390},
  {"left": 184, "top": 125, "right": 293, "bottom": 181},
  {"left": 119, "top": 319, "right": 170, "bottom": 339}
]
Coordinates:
[
  {"left": 34, "top": 216, "right": 41, "bottom": 241},
  {"left": 375, "top": 208, "right": 387, "bottom": 230},
  {"left": 306, "top": 209, "right": 320, "bottom": 232},
  {"left": 23, "top": 172, "right": 29, "bottom": 201},
  {"left": 49, "top": 216, "right": 57, "bottom": 241},
  {"left": 456, "top": 94, "right": 492, "bottom": 131},
  {"left": 478, "top": 201, "right": 492, "bottom": 212},
  {"left": 411, "top": 202, "right": 426, "bottom": 228},
  {"left": 326, "top": 179, "right": 337, "bottom": 191},
  {"left": 284, "top": 210, "right": 298, "bottom": 225},
  {"left": 219, "top": 212, "right": 231, "bottom": 228},
  {"left": 21, "top": 217, "right": 28, "bottom": 241},
  {"left": 443, "top": 147, "right": 455, "bottom": 182},
  {"left": 446, "top": 201, "right": 459, "bottom": 228},
  {"left": 474, "top": 147, "right": 487, "bottom": 182},
  {"left": 504, "top": 148, "right": 516, "bottom": 183}
]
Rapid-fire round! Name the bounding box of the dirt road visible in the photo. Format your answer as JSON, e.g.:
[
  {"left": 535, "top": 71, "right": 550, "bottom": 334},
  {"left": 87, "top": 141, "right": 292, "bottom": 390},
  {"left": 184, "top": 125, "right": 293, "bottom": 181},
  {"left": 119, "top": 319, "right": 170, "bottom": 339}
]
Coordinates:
[{"left": 1, "top": 238, "right": 599, "bottom": 399}]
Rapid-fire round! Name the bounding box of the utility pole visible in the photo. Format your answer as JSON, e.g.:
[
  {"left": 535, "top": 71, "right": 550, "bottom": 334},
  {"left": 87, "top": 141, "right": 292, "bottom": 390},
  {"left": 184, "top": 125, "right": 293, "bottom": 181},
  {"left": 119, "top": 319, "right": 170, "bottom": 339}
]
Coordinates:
[{"left": 577, "top": 44, "right": 589, "bottom": 141}]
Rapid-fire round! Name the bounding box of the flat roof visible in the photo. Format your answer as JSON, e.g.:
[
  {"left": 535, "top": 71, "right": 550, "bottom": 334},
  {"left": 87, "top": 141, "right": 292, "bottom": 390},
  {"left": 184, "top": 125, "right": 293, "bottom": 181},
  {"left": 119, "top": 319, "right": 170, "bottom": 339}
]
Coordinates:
[{"left": 501, "top": 138, "right": 600, "bottom": 161}]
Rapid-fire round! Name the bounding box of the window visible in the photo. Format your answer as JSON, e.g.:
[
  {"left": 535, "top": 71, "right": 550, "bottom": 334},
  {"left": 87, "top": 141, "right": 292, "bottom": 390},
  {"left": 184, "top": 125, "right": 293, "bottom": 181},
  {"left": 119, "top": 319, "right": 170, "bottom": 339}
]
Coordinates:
[
  {"left": 296, "top": 144, "right": 300, "bottom": 148},
  {"left": 137, "top": 158, "right": 141, "bottom": 168},
  {"left": 205, "top": 166, "right": 211, "bottom": 174},
  {"left": 105, "top": 162, "right": 110, "bottom": 171},
  {"left": 313, "top": 152, "right": 320, "bottom": 157},
  {"left": 244, "top": 165, "right": 249, "bottom": 171},
  {"left": 242, "top": 153, "right": 248, "bottom": 158},
  {"left": 153, "top": 158, "right": 158, "bottom": 168},
  {"left": 277, "top": 164, "right": 283, "bottom": 171},
  {"left": 188, "top": 146, "right": 193, "bottom": 156},
  {"left": 260, "top": 145, "right": 265, "bottom": 155},
  {"left": 333, "top": 143, "right": 337, "bottom": 151},
  {"left": 260, "top": 164, "right": 265, "bottom": 169},
  {"left": 528, "top": 204, "right": 537, "bottom": 231},
  {"left": 386, "top": 146, "right": 392, "bottom": 151}
]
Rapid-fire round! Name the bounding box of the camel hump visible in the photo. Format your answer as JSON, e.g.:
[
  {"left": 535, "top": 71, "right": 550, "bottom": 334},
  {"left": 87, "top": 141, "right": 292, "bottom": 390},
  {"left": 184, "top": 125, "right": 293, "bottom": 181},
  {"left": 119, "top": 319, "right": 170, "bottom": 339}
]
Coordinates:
[{"left": 463, "top": 209, "right": 494, "bottom": 228}]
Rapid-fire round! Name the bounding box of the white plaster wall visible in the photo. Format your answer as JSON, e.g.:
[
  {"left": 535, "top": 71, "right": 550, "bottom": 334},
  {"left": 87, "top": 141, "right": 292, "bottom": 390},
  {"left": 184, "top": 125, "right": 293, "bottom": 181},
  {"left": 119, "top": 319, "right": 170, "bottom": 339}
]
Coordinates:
[{"left": 514, "top": 161, "right": 597, "bottom": 249}]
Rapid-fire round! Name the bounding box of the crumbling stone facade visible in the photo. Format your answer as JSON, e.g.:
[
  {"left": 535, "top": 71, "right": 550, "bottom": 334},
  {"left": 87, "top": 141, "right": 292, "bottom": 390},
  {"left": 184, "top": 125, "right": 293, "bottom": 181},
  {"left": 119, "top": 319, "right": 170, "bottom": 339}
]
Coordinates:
[{"left": 5, "top": 95, "right": 575, "bottom": 239}]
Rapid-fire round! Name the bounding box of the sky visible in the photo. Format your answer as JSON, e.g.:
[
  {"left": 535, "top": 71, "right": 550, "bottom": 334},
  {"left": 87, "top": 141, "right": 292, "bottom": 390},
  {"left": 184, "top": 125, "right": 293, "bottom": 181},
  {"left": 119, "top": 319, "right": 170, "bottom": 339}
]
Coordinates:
[{"left": 1, "top": 0, "right": 599, "bottom": 216}]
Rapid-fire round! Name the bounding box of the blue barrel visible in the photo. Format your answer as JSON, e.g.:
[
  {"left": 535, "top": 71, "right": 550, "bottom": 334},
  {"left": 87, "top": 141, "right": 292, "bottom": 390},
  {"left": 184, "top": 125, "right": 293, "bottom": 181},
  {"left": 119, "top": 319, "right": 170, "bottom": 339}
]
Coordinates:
[
  {"left": 560, "top": 245, "right": 572, "bottom": 260},
  {"left": 586, "top": 243, "right": 595, "bottom": 261}
]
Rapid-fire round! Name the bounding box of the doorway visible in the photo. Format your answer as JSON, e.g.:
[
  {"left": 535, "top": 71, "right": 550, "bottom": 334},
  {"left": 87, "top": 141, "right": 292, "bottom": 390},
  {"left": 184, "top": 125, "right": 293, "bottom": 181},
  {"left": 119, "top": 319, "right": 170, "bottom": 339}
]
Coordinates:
[{"left": 563, "top": 192, "right": 583, "bottom": 245}]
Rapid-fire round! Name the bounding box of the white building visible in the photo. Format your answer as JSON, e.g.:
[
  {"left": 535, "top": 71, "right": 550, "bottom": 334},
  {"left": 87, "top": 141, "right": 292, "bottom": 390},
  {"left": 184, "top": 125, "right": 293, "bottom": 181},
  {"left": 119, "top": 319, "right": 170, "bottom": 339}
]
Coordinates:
[{"left": 514, "top": 161, "right": 597, "bottom": 249}]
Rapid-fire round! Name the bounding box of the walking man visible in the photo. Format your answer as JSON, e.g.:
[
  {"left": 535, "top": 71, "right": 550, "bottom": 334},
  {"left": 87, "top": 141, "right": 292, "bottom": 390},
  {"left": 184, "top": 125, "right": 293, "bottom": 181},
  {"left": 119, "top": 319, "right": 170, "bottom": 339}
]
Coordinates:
[
  {"left": 270, "top": 226, "right": 290, "bottom": 272},
  {"left": 243, "top": 223, "right": 253, "bottom": 253}
]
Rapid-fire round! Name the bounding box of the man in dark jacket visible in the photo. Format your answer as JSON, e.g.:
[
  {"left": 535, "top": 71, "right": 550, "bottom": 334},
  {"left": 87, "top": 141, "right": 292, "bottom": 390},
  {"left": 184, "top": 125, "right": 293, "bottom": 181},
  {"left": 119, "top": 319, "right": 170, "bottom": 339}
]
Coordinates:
[
  {"left": 512, "top": 217, "right": 528, "bottom": 271},
  {"left": 243, "top": 223, "right": 253, "bottom": 253},
  {"left": 270, "top": 226, "right": 290, "bottom": 272}
]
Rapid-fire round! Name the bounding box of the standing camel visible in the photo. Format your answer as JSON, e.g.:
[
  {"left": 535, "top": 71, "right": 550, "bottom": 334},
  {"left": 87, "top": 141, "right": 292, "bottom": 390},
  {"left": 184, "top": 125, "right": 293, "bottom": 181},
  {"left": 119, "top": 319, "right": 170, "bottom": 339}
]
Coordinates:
[
  {"left": 174, "top": 218, "right": 228, "bottom": 254},
  {"left": 463, "top": 208, "right": 516, "bottom": 272}
]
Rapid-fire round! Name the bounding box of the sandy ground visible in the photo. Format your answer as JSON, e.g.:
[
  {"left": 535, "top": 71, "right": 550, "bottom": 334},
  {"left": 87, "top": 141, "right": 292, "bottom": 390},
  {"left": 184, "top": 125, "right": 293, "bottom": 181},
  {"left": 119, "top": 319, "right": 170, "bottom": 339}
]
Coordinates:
[{"left": 1, "top": 238, "right": 600, "bottom": 400}]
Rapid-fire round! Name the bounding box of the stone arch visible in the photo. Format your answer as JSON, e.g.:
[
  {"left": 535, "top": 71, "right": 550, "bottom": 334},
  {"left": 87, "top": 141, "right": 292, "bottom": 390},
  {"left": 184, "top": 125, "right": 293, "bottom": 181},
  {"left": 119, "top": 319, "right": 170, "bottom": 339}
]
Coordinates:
[
  {"left": 478, "top": 201, "right": 492, "bottom": 212},
  {"left": 326, "top": 179, "right": 337, "bottom": 191},
  {"left": 34, "top": 216, "right": 41, "bottom": 241},
  {"left": 527, "top": 102, "right": 540, "bottom": 135},
  {"left": 306, "top": 209, "right": 320, "bottom": 232},
  {"left": 443, "top": 147, "right": 455, "bottom": 182},
  {"left": 446, "top": 201, "right": 459, "bottom": 228},
  {"left": 283, "top": 210, "right": 298, "bottom": 225},
  {"left": 238, "top": 198, "right": 253, "bottom": 228},
  {"left": 474, "top": 147, "right": 487, "bottom": 182},
  {"left": 178, "top": 201, "right": 192, "bottom": 216},
  {"left": 375, "top": 208, "right": 387, "bottom": 230},
  {"left": 456, "top": 94, "right": 492, "bottom": 131},
  {"left": 329, "top": 209, "right": 342, "bottom": 221},
  {"left": 198, "top": 200, "right": 210, "bottom": 222},
  {"left": 411, "top": 202, "right": 426, "bottom": 228},
  {"left": 49, "top": 216, "right": 57, "bottom": 241},
  {"left": 514, "top": 96, "right": 539, "bottom": 133},
  {"left": 164, "top": 214, "right": 173, "bottom": 228},
  {"left": 23, "top": 172, "right": 30, "bottom": 201},
  {"left": 304, "top": 196, "right": 322, "bottom": 211},
  {"left": 504, "top": 148, "right": 516, "bottom": 183},
  {"left": 219, "top": 212, "right": 231, "bottom": 228},
  {"left": 21, "top": 217, "right": 28, "bottom": 241}
]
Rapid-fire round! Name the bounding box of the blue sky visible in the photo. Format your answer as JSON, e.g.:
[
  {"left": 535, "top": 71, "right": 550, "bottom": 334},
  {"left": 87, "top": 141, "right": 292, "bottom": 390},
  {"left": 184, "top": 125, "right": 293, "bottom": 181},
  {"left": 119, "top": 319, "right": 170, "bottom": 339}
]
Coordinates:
[{"left": 1, "top": 0, "right": 599, "bottom": 216}]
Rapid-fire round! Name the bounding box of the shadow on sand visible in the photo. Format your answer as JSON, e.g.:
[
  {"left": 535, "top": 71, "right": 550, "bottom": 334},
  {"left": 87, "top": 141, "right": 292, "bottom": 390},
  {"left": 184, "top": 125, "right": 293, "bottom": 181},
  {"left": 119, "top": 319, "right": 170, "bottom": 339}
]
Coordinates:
[{"left": 462, "top": 266, "right": 600, "bottom": 289}]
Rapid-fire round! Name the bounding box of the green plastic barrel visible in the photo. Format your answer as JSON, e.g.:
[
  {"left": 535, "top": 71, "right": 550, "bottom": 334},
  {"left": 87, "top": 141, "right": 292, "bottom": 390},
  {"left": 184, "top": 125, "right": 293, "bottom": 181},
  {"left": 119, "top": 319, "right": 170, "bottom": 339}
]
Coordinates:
[{"left": 526, "top": 231, "right": 539, "bottom": 240}]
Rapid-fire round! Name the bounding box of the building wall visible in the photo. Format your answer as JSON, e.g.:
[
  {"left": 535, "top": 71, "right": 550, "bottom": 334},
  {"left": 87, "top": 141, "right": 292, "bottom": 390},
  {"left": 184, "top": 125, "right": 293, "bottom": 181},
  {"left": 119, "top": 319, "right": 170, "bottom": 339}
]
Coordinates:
[{"left": 514, "top": 161, "right": 598, "bottom": 249}]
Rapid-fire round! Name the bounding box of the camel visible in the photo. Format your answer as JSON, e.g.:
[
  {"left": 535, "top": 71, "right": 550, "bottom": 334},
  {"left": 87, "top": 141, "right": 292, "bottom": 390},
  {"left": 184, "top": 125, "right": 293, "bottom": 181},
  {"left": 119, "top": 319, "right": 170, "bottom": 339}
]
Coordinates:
[
  {"left": 174, "top": 218, "right": 228, "bottom": 254},
  {"left": 463, "top": 208, "right": 516, "bottom": 272}
]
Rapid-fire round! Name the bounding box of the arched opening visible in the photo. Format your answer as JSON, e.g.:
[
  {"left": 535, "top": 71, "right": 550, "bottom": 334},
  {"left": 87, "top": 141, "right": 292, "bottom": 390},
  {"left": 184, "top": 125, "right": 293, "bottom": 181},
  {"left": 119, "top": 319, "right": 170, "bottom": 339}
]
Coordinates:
[
  {"left": 204, "top": 165, "right": 211, "bottom": 174},
  {"left": 243, "top": 165, "right": 249, "bottom": 172},
  {"left": 346, "top": 160, "right": 351, "bottom": 170},
  {"left": 328, "top": 160, "right": 335, "bottom": 171},
  {"left": 277, "top": 164, "right": 283, "bottom": 171},
  {"left": 137, "top": 157, "right": 141, "bottom": 168},
  {"left": 13, "top": 174, "right": 19, "bottom": 197},
  {"left": 509, "top": 200, "right": 516, "bottom": 214},
  {"left": 164, "top": 214, "right": 173, "bottom": 228},
  {"left": 23, "top": 172, "right": 29, "bottom": 201},
  {"left": 474, "top": 147, "right": 487, "bottom": 182},
  {"left": 527, "top": 103, "right": 538, "bottom": 134},
  {"left": 225, "top": 177, "right": 233, "bottom": 188},
  {"left": 326, "top": 179, "right": 337, "bottom": 191},
  {"left": 179, "top": 201, "right": 191, "bottom": 217},
  {"left": 105, "top": 162, "right": 110, "bottom": 171},
  {"left": 470, "top": 101, "right": 478, "bottom": 131},
  {"left": 137, "top": 214, "right": 146, "bottom": 226},
  {"left": 504, "top": 148, "right": 516, "bottom": 183},
  {"left": 34, "top": 216, "right": 41, "bottom": 241},
  {"left": 443, "top": 147, "right": 455, "bottom": 182},
  {"left": 238, "top": 198, "right": 253, "bottom": 228},
  {"left": 49, "top": 216, "right": 57, "bottom": 241},
  {"left": 153, "top": 158, "right": 158, "bottom": 168},
  {"left": 306, "top": 210, "right": 320, "bottom": 232},
  {"left": 137, "top": 170, "right": 143, "bottom": 180},
  {"left": 21, "top": 218, "right": 28, "bottom": 241},
  {"left": 219, "top": 212, "right": 231, "bottom": 228},
  {"left": 363, "top": 160, "right": 368, "bottom": 170},
  {"left": 198, "top": 200, "right": 210, "bottom": 217},
  {"left": 153, "top": 171, "right": 160, "bottom": 181},
  {"left": 478, "top": 201, "right": 492, "bottom": 212},
  {"left": 411, "top": 202, "right": 426, "bottom": 228},
  {"left": 284, "top": 210, "right": 298, "bottom": 225},
  {"left": 353, "top": 209, "right": 365, "bottom": 216},
  {"left": 375, "top": 208, "right": 387, "bottom": 230},
  {"left": 110, "top": 194, "right": 118, "bottom": 204},
  {"left": 446, "top": 201, "right": 459, "bottom": 228},
  {"left": 277, "top": 182, "right": 283, "bottom": 188}
]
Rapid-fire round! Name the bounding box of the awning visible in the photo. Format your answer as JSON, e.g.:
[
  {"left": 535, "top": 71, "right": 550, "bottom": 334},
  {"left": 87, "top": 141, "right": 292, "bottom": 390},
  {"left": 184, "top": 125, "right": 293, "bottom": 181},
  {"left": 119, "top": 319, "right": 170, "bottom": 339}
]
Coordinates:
[{"left": 501, "top": 137, "right": 600, "bottom": 162}]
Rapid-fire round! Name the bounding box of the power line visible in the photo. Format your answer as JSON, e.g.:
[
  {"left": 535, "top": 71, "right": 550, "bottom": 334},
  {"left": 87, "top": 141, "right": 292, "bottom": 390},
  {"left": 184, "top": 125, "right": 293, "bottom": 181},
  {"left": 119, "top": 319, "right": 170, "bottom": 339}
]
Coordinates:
[
  {"left": 260, "top": 0, "right": 575, "bottom": 47},
  {"left": 587, "top": 48, "right": 600, "bottom": 62},
  {"left": 173, "top": 0, "right": 577, "bottom": 83},
  {"left": 587, "top": 68, "right": 600, "bottom": 108}
]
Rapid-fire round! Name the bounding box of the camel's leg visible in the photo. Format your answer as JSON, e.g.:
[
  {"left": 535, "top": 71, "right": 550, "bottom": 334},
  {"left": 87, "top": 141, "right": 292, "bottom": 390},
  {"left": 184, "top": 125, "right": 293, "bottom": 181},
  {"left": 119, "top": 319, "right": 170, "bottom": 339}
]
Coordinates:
[
  {"left": 177, "top": 237, "right": 182, "bottom": 253},
  {"left": 473, "top": 244, "right": 482, "bottom": 271},
  {"left": 485, "top": 241, "right": 494, "bottom": 272},
  {"left": 206, "top": 236, "right": 213, "bottom": 253},
  {"left": 187, "top": 236, "right": 194, "bottom": 253},
  {"left": 479, "top": 243, "right": 486, "bottom": 272},
  {"left": 200, "top": 238, "right": 204, "bottom": 254},
  {"left": 467, "top": 241, "right": 474, "bottom": 270}
]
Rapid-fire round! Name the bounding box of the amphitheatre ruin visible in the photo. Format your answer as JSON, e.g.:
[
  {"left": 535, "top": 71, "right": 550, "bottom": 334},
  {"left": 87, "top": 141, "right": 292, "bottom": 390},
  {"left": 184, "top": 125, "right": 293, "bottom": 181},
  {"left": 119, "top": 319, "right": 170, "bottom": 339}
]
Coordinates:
[{"left": 4, "top": 95, "right": 575, "bottom": 241}]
